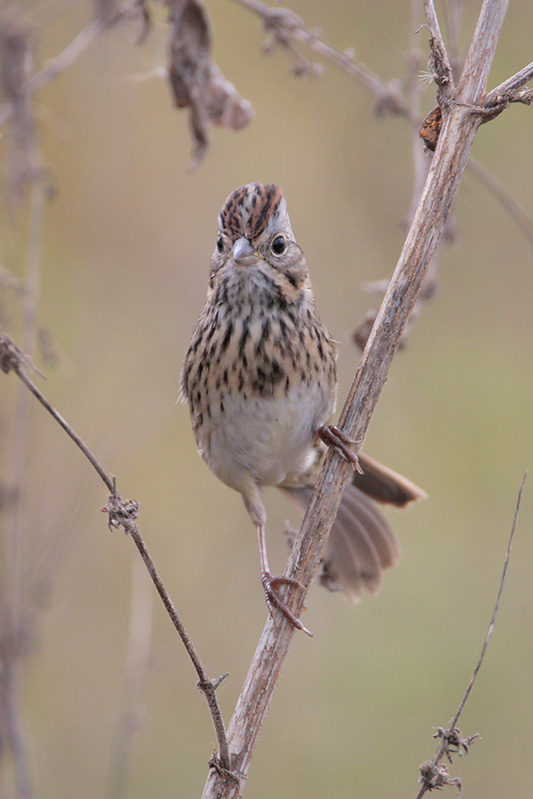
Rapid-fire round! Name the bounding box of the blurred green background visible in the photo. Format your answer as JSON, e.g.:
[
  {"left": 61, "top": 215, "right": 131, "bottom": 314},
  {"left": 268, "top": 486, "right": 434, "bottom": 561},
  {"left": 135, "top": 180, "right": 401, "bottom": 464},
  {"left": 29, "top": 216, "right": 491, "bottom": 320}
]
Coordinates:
[{"left": 1, "top": 1, "right": 532, "bottom": 797}]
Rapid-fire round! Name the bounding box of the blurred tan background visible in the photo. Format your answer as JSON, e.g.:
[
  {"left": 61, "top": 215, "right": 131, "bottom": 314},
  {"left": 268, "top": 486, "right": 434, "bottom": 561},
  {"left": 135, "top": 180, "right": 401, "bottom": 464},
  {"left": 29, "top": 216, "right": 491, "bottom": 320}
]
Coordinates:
[{"left": 1, "top": 1, "right": 532, "bottom": 797}]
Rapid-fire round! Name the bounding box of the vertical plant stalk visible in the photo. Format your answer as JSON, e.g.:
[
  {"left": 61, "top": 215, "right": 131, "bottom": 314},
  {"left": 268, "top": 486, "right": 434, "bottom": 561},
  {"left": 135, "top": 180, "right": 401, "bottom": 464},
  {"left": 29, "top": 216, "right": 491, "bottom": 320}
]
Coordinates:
[
  {"left": 107, "top": 557, "right": 154, "bottom": 799},
  {"left": 0, "top": 19, "right": 43, "bottom": 799}
]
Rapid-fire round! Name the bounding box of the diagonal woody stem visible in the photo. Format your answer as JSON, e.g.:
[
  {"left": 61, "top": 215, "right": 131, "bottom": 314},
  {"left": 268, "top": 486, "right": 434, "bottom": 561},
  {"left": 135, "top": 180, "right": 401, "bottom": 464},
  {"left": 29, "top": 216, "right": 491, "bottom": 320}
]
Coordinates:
[
  {"left": 201, "top": 1, "right": 511, "bottom": 796},
  {"left": 484, "top": 60, "right": 533, "bottom": 104},
  {"left": 0, "top": 334, "right": 232, "bottom": 774}
]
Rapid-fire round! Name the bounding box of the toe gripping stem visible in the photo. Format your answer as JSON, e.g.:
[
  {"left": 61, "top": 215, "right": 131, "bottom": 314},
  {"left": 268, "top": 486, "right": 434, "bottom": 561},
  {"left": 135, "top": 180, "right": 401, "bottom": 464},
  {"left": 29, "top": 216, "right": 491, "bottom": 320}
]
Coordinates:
[{"left": 318, "top": 424, "right": 364, "bottom": 474}]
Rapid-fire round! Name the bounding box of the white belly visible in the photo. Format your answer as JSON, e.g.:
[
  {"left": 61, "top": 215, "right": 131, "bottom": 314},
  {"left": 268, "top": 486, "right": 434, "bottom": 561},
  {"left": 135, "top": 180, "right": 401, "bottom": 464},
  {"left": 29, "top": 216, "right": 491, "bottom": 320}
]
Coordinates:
[{"left": 198, "top": 379, "right": 333, "bottom": 493}]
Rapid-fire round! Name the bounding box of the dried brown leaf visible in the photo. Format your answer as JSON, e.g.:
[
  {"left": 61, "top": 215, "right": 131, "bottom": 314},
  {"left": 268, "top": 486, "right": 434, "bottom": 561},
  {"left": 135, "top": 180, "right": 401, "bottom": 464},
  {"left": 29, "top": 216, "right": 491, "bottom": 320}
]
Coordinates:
[
  {"left": 167, "top": 0, "right": 253, "bottom": 168},
  {"left": 419, "top": 105, "right": 442, "bottom": 152}
]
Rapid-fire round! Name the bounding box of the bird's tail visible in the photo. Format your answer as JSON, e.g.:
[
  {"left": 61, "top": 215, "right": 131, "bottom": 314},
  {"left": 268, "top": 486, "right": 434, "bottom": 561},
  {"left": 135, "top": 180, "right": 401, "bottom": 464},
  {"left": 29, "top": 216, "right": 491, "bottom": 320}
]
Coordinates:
[{"left": 281, "top": 454, "right": 426, "bottom": 602}]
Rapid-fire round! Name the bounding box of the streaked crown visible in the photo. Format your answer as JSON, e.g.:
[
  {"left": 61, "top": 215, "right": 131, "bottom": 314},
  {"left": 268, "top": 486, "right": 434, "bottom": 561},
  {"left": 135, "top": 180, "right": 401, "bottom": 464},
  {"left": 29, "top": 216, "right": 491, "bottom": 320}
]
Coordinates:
[{"left": 218, "top": 183, "right": 293, "bottom": 244}]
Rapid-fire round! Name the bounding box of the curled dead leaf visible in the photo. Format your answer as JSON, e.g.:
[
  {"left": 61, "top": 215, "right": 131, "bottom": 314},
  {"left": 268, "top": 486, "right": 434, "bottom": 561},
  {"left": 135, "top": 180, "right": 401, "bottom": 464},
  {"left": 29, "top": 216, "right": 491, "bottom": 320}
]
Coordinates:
[{"left": 167, "top": 0, "right": 253, "bottom": 168}]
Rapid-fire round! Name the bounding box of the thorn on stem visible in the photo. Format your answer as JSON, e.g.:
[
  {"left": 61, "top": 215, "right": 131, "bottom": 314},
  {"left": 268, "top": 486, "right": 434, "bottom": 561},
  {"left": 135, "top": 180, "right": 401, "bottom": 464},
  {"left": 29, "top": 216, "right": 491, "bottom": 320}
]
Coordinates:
[{"left": 197, "top": 673, "right": 230, "bottom": 693}]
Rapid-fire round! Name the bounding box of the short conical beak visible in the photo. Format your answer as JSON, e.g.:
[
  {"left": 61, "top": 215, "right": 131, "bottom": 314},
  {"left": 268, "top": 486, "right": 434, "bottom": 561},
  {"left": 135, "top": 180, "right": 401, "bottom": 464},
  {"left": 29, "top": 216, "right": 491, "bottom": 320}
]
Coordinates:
[{"left": 232, "top": 236, "right": 258, "bottom": 266}]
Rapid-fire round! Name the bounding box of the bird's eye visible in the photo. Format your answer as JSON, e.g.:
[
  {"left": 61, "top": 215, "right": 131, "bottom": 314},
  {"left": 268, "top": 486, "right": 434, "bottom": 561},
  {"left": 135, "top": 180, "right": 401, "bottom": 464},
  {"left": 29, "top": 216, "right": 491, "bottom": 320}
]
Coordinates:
[
  {"left": 271, "top": 235, "right": 286, "bottom": 255},
  {"left": 216, "top": 235, "right": 224, "bottom": 253}
]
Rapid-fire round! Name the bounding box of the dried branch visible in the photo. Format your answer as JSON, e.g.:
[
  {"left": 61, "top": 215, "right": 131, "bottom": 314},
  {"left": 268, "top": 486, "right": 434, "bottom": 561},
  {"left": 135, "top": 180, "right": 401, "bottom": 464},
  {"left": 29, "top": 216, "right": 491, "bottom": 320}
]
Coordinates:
[
  {"left": 448, "top": 475, "right": 525, "bottom": 734},
  {"left": 0, "top": 332, "right": 233, "bottom": 774},
  {"left": 423, "top": 0, "right": 455, "bottom": 99},
  {"left": 468, "top": 157, "right": 533, "bottom": 246},
  {"left": 27, "top": 18, "right": 107, "bottom": 96},
  {"left": 0, "top": 19, "right": 47, "bottom": 797},
  {"left": 0, "top": 4, "right": 144, "bottom": 131},
  {"left": 231, "top": 0, "right": 412, "bottom": 118},
  {"left": 484, "top": 60, "right": 533, "bottom": 106},
  {"left": 415, "top": 473, "right": 527, "bottom": 799},
  {"left": 353, "top": 0, "right": 443, "bottom": 355},
  {"left": 1, "top": 2, "right": 529, "bottom": 796},
  {"left": 235, "top": 0, "right": 533, "bottom": 353},
  {"left": 201, "top": 1, "right": 513, "bottom": 796},
  {"left": 0, "top": 1, "right": 253, "bottom": 169}
]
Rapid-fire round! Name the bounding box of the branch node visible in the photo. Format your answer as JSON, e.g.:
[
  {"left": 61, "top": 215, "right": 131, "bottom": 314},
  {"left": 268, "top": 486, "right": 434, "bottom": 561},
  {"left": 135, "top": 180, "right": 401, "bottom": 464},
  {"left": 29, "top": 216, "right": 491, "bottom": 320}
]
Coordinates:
[
  {"left": 433, "top": 726, "right": 480, "bottom": 762},
  {"left": 0, "top": 332, "right": 25, "bottom": 374},
  {"left": 462, "top": 97, "right": 510, "bottom": 123},
  {"left": 102, "top": 489, "right": 140, "bottom": 533},
  {"left": 197, "top": 672, "right": 230, "bottom": 694},
  {"left": 418, "top": 760, "right": 463, "bottom": 795},
  {"left": 261, "top": 9, "right": 323, "bottom": 77},
  {"left": 208, "top": 751, "right": 241, "bottom": 784},
  {"left": 261, "top": 7, "right": 305, "bottom": 43}
]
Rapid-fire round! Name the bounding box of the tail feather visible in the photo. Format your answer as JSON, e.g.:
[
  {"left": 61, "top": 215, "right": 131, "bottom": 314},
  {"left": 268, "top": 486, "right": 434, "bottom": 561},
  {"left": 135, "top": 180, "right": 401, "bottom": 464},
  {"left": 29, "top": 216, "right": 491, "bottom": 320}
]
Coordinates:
[
  {"left": 354, "top": 452, "right": 427, "bottom": 507},
  {"left": 325, "top": 491, "right": 384, "bottom": 598},
  {"left": 283, "top": 483, "right": 401, "bottom": 602},
  {"left": 280, "top": 453, "right": 424, "bottom": 602}
]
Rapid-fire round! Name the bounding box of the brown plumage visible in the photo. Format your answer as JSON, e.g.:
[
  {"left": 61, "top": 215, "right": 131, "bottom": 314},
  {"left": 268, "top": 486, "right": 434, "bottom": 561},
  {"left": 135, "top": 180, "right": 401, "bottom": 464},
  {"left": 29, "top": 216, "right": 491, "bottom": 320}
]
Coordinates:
[{"left": 181, "top": 183, "right": 425, "bottom": 632}]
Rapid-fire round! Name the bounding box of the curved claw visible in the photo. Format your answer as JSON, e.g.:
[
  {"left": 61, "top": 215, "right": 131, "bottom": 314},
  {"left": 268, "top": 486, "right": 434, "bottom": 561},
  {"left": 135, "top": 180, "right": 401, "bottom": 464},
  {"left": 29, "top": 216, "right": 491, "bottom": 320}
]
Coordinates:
[
  {"left": 318, "top": 424, "right": 364, "bottom": 474},
  {"left": 261, "top": 572, "right": 313, "bottom": 637}
]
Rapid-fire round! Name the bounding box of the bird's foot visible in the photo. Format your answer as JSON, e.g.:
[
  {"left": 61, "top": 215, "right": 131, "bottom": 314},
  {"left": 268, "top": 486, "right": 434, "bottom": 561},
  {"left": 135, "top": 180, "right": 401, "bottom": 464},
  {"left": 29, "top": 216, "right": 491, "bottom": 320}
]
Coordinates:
[
  {"left": 318, "top": 424, "right": 364, "bottom": 474},
  {"left": 261, "top": 571, "right": 312, "bottom": 637}
]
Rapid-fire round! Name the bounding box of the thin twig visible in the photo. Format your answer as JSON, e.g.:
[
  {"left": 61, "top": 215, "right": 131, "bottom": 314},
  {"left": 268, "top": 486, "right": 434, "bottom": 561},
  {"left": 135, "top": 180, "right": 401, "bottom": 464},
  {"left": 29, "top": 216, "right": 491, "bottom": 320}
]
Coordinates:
[
  {"left": 124, "top": 518, "right": 234, "bottom": 775},
  {"left": 27, "top": 18, "right": 106, "bottom": 95},
  {"left": 484, "top": 60, "right": 533, "bottom": 105},
  {"left": 0, "top": 333, "right": 233, "bottom": 774},
  {"left": 234, "top": 0, "right": 533, "bottom": 259},
  {"left": 468, "top": 157, "right": 533, "bottom": 247},
  {"left": 415, "top": 473, "right": 527, "bottom": 799},
  {"left": 230, "top": 0, "right": 413, "bottom": 119},
  {"left": 423, "top": 0, "right": 454, "bottom": 94},
  {"left": 0, "top": 3, "right": 146, "bottom": 131},
  {"left": 15, "top": 363, "right": 115, "bottom": 493},
  {"left": 107, "top": 557, "right": 153, "bottom": 799},
  {"left": 450, "top": 473, "right": 526, "bottom": 731}
]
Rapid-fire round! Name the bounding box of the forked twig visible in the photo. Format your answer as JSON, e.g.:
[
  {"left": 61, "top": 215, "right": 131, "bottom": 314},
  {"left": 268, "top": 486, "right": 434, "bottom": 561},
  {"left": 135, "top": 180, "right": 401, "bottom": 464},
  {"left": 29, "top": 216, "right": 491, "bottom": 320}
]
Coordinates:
[
  {"left": 415, "top": 473, "right": 527, "bottom": 799},
  {"left": 0, "top": 332, "right": 233, "bottom": 775}
]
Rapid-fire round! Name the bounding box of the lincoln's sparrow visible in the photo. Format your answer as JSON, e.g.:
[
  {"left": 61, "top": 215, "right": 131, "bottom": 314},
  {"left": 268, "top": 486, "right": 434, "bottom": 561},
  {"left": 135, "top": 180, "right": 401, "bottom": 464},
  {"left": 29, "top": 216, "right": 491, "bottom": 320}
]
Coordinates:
[{"left": 181, "top": 183, "right": 424, "bottom": 634}]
